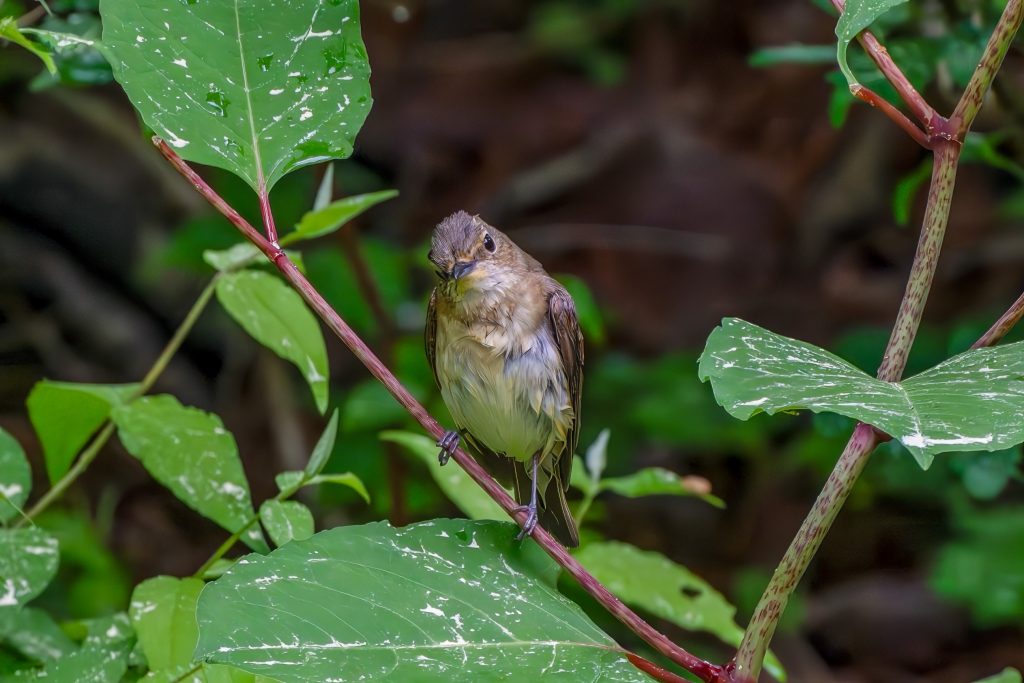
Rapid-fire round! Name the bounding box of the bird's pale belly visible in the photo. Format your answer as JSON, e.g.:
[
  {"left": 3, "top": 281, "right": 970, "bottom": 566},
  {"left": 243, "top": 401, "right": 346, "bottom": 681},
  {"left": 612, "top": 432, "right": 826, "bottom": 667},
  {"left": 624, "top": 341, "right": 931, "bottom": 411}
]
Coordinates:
[{"left": 435, "top": 326, "right": 572, "bottom": 463}]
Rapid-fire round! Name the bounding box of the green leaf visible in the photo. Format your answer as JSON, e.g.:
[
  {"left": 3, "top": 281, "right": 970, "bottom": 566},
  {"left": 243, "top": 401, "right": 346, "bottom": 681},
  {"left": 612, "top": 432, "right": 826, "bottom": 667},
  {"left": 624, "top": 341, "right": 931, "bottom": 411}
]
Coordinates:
[
  {"left": 129, "top": 576, "right": 203, "bottom": 672},
  {"left": 273, "top": 469, "right": 368, "bottom": 503},
  {"left": 259, "top": 500, "right": 314, "bottom": 546},
  {"left": 599, "top": 468, "right": 725, "bottom": 509},
  {"left": 13, "top": 643, "right": 129, "bottom": 683},
  {"left": 196, "top": 520, "right": 656, "bottom": 682},
  {"left": 112, "top": 396, "right": 268, "bottom": 552},
  {"left": 0, "top": 428, "right": 30, "bottom": 522},
  {"left": 749, "top": 43, "right": 836, "bottom": 67},
  {"left": 202, "top": 243, "right": 304, "bottom": 273},
  {"left": 305, "top": 473, "right": 369, "bottom": 502},
  {"left": 0, "top": 528, "right": 59, "bottom": 615},
  {"left": 974, "top": 669, "right": 1022, "bottom": 683},
  {"left": 216, "top": 270, "right": 328, "bottom": 413},
  {"left": 0, "top": 17, "right": 57, "bottom": 73},
  {"left": 0, "top": 607, "right": 76, "bottom": 664},
  {"left": 381, "top": 430, "right": 505, "bottom": 521},
  {"left": 273, "top": 471, "right": 305, "bottom": 496},
  {"left": 100, "top": 0, "right": 372, "bottom": 191},
  {"left": 575, "top": 542, "right": 785, "bottom": 681},
  {"left": 835, "top": 0, "right": 909, "bottom": 87},
  {"left": 305, "top": 409, "right": 339, "bottom": 477},
  {"left": 27, "top": 381, "right": 139, "bottom": 484},
  {"left": 699, "top": 318, "right": 1024, "bottom": 469},
  {"left": 281, "top": 190, "right": 398, "bottom": 246}
]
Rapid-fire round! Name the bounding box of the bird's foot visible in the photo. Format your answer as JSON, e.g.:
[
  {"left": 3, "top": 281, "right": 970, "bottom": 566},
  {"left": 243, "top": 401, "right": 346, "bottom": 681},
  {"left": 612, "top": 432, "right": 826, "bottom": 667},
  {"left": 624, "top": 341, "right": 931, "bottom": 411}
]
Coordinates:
[
  {"left": 436, "top": 430, "right": 460, "bottom": 466},
  {"left": 514, "top": 503, "right": 538, "bottom": 541}
]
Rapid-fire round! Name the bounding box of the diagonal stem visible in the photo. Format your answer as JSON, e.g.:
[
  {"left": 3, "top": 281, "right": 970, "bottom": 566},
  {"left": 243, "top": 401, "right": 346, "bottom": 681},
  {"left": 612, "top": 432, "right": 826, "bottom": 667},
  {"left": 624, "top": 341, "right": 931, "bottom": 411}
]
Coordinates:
[{"left": 153, "top": 137, "right": 724, "bottom": 683}]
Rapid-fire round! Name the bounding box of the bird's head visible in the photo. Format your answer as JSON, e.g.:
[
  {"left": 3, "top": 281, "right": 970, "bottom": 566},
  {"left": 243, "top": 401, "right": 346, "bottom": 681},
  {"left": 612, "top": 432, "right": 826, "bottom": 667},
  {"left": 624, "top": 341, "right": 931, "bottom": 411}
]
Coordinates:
[{"left": 428, "top": 211, "right": 519, "bottom": 297}]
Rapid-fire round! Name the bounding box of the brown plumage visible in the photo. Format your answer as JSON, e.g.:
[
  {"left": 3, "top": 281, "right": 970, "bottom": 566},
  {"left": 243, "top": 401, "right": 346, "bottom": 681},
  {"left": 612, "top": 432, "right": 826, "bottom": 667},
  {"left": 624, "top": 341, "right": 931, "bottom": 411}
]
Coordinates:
[{"left": 425, "top": 211, "right": 583, "bottom": 547}]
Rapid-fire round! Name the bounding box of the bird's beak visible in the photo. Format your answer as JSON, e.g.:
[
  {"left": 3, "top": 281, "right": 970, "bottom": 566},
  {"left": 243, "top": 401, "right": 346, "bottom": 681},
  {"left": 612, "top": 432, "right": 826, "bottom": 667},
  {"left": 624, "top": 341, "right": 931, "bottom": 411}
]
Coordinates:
[{"left": 450, "top": 260, "right": 476, "bottom": 281}]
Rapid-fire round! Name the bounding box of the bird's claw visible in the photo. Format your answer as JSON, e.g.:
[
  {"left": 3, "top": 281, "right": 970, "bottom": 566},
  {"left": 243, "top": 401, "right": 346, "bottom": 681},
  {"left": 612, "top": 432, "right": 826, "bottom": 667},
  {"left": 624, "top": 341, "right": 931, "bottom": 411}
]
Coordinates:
[
  {"left": 514, "top": 504, "right": 538, "bottom": 541},
  {"left": 437, "top": 430, "right": 460, "bottom": 466}
]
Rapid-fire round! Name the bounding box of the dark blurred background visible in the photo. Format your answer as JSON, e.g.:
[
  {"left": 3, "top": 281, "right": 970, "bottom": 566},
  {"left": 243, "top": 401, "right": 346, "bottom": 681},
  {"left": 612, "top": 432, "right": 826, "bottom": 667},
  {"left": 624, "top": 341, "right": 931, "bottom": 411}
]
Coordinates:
[{"left": 2, "top": 0, "right": 1024, "bottom": 681}]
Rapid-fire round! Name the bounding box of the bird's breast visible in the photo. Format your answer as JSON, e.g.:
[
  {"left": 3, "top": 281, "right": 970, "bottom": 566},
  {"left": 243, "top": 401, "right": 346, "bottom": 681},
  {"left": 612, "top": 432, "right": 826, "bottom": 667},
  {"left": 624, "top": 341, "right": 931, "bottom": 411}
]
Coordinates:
[{"left": 434, "top": 314, "right": 572, "bottom": 462}]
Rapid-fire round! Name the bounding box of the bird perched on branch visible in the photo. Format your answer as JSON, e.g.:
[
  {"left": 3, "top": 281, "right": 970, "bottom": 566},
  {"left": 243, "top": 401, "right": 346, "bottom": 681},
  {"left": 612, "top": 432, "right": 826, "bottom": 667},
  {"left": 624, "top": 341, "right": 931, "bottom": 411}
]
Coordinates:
[{"left": 425, "top": 211, "right": 583, "bottom": 547}]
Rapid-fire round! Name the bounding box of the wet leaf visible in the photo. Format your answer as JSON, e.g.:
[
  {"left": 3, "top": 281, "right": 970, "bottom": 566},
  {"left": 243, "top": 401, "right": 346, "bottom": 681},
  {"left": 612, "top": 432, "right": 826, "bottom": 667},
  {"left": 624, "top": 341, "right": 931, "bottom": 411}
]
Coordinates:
[
  {"left": 0, "top": 529, "right": 59, "bottom": 616},
  {"left": 0, "top": 428, "right": 30, "bottom": 522},
  {"left": 101, "top": 0, "right": 372, "bottom": 191},
  {"left": 700, "top": 318, "right": 1024, "bottom": 469},
  {"left": 113, "top": 396, "right": 268, "bottom": 552},
  {"left": 196, "top": 520, "right": 655, "bottom": 682}
]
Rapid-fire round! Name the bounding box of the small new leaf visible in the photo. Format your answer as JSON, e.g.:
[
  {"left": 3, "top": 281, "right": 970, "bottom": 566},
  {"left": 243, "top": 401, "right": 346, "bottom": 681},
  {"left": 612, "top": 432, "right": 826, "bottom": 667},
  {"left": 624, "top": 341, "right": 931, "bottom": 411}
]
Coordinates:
[{"left": 282, "top": 190, "right": 398, "bottom": 246}]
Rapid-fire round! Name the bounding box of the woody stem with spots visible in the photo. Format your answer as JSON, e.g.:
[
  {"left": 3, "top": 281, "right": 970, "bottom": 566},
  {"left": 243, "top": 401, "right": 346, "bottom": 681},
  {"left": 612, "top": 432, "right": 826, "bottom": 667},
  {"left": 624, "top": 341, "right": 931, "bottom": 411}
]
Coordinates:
[{"left": 732, "top": 0, "right": 1024, "bottom": 676}]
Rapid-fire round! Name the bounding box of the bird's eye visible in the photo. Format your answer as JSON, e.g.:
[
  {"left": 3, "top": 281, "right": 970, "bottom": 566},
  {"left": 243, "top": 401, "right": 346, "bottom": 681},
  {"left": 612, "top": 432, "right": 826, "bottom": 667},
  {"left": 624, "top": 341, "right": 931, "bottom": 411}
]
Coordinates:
[{"left": 483, "top": 233, "right": 496, "bottom": 252}]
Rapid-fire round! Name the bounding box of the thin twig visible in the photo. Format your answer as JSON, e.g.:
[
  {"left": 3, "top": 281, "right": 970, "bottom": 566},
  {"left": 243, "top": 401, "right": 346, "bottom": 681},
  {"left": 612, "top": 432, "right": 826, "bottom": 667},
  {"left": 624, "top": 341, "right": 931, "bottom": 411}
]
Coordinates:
[
  {"left": 153, "top": 137, "right": 723, "bottom": 683},
  {"left": 851, "top": 85, "right": 931, "bottom": 148}
]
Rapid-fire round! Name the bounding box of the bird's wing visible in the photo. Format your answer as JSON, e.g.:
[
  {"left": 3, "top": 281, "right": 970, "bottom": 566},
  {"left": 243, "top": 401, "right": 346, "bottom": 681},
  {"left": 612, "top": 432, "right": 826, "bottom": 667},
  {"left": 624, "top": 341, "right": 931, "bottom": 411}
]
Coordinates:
[
  {"left": 424, "top": 288, "right": 441, "bottom": 391},
  {"left": 547, "top": 282, "right": 585, "bottom": 487}
]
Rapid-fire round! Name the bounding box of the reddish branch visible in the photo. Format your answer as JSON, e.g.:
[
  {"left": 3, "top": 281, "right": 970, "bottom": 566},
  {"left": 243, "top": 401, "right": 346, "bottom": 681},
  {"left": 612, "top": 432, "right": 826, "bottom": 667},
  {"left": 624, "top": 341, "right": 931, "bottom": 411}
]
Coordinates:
[{"left": 154, "top": 137, "right": 723, "bottom": 683}]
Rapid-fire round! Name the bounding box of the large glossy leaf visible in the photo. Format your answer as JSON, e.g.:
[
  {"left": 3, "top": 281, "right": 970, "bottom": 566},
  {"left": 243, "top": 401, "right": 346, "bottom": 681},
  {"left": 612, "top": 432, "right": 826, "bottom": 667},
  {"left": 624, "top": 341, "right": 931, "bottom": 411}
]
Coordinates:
[
  {"left": 0, "top": 529, "right": 59, "bottom": 615},
  {"left": 835, "top": 0, "right": 908, "bottom": 87},
  {"left": 27, "top": 381, "right": 139, "bottom": 483},
  {"left": 216, "top": 270, "right": 328, "bottom": 414},
  {"left": 112, "top": 396, "right": 268, "bottom": 552},
  {"left": 381, "top": 430, "right": 505, "bottom": 521},
  {"left": 699, "top": 318, "right": 1024, "bottom": 468},
  {"left": 0, "top": 428, "right": 30, "bottom": 522},
  {"left": 196, "top": 520, "right": 655, "bottom": 682},
  {"left": 575, "top": 542, "right": 785, "bottom": 681},
  {"left": 100, "top": 0, "right": 372, "bottom": 191}
]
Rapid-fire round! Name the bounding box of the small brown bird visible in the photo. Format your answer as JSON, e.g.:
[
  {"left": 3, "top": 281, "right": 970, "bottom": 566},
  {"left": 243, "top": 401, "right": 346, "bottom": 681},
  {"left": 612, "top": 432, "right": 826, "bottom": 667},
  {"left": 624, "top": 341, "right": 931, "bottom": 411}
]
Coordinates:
[{"left": 425, "top": 211, "right": 583, "bottom": 547}]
